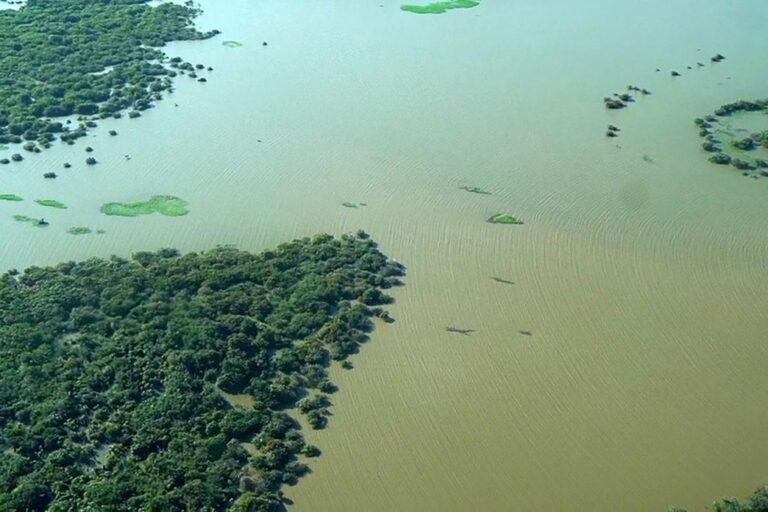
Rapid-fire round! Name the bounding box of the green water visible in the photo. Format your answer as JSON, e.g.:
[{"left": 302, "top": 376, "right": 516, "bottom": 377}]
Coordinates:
[{"left": 1, "top": 1, "right": 767, "bottom": 510}]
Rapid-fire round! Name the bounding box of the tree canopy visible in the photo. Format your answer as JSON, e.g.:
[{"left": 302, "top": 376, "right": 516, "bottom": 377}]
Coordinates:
[
  {"left": 0, "top": 232, "right": 404, "bottom": 511},
  {"left": 0, "top": 0, "right": 219, "bottom": 150}
]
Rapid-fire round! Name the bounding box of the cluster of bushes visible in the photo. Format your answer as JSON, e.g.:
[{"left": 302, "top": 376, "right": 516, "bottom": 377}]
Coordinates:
[
  {"left": 671, "top": 484, "right": 768, "bottom": 512},
  {"left": 713, "top": 99, "right": 768, "bottom": 117},
  {"left": 0, "top": 0, "right": 219, "bottom": 151},
  {"left": 695, "top": 101, "right": 768, "bottom": 178},
  {"left": 0, "top": 232, "right": 405, "bottom": 510}
]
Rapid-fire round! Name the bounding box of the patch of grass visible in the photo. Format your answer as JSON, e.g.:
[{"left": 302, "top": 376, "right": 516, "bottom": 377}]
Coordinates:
[
  {"left": 401, "top": 0, "right": 480, "bottom": 14},
  {"left": 100, "top": 195, "right": 189, "bottom": 217},
  {"left": 35, "top": 199, "right": 67, "bottom": 209},
  {"left": 487, "top": 213, "right": 523, "bottom": 225},
  {"left": 0, "top": 194, "right": 23, "bottom": 201},
  {"left": 67, "top": 226, "right": 92, "bottom": 235}
]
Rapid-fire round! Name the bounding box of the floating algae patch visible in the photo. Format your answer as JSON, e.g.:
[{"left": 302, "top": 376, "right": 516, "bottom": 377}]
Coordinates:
[
  {"left": 0, "top": 194, "right": 23, "bottom": 201},
  {"left": 67, "top": 226, "right": 92, "bottom": 235},
  {"left": 460, "top": 186, "right": 491, "bottom": 195},
  {"left": 100, "top": 195, "right": 189, "bottom": 217},
  {"left": 35, "top": 199, "right": 67, "bottom": 209},
  {"left": 401, "top": 0, "right": 480, "bottom": 14},
  {"left": 222, "top": 40, "right": 243, "bottom": 48},
  {"left": 12, "top": 214, "right": 47, "bottom": 227},
  {"left": 487, "top": 213, "right": 523, "bottom": 225}
]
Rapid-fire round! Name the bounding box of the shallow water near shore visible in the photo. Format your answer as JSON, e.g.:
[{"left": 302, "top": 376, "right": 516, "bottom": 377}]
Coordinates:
[{"left": 1, "top": 0, "right": 767, "bottom": 510}]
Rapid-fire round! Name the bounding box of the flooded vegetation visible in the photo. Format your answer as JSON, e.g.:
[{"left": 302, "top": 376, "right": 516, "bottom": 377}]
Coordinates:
[
  {"left": 0, "top": 0, "right": 218, "bottom": 152},
  {"left": 0, "top": 234, "right": 404, "bottom": 510},
  {"left": 0, "top": 0, "right": 767, "bottom": 511},
  {"left": 695, "top": 99, "right": 768, "bottom": 178}
]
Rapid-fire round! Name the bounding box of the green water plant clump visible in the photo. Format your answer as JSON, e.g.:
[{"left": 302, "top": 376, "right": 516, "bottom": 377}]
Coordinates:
[
  {"left": 66, "top": 226, "right": 92, "bottom": 235},
  {"left": 12, "top": 214, "right": 47, "bottom": 226},
  {"left": 34, "top": 199, "right": 67, "bottom": 209},
  {"left": 487, "top": 213, "right": 523, "bottom": 225},
  {"left": 0, "top": 194, "right": 23, "bottom": 201},
  {"left": 460, "top": 186, "right": 491, "bottom": 195},
  {"left": 0, "top": 233, "right": 404, "bottom": 510},
  {"left": 100, "top": 195, "right": 189, "bottom": 217},
  {"left": 0, "top": 0, "right": 220, "bottom": 151},
  {"left": 401, "top": 0, "right": 480, "bottom": 14}
]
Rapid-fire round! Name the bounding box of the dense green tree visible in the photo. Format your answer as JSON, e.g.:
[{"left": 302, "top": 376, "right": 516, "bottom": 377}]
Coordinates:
[
  {"left": 0, "top": 232, "right": 404, "bottom": 510},
  {"left": 0, "top": 0, "right": 220, "bottom": 150}
]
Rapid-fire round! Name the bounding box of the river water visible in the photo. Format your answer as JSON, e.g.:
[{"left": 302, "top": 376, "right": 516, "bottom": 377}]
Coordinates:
[{"left": 1, "top": 1, "right": 767, "bottom": 510}]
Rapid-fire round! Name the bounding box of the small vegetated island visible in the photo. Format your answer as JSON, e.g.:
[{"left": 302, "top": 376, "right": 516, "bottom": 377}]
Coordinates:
[
  {"left": 34, "top": 199, "right": 67, "bottom": 209},
  {"left": 0, "top": 232, "right": 405, "bottom": 511},
  {"left": 100, "top": 195, "right": 189, "bottom": 217},
  {"left": 401, "top": 0, "right": 480, "bottom": 15},
  {"left": 695, "top": 98, "right": 768, "bottom": 179},
  {"left": 487, "top": 213, "right": 523, "bottom": 225},
  {"left": 0, "top": 0, "right": 219, "bottom": 153}
]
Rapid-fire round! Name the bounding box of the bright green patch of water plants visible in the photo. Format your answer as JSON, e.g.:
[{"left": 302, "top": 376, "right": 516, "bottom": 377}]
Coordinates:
[
  {"left": 100, "top": 195, "right": 189, "bottom": 217},
  {"left": 12, "top": 214, "right": 47, "bottom": 227},
  {"left": 487, "top": 213, "right": 523, "bottom": 225},
  {"left": 401, "top": 0, "right": 480, "bottom": 14},
  {"left": 67, "top": 227, "right": 92, "bottom": 235},
  {"left": 0, "top": 194, "right": 23, "bottom": 202},
  {"left": 35, "top": 199, "right": 67, "bottom": 209}
]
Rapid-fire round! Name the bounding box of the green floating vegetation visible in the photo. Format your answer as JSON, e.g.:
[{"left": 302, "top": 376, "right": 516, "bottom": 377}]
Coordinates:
[
  {"left": 0, "top": 194, "right": 23, "bottom": 201},
  {"left": 100, "top": 195, "right": 189, "bottom": 217},
  {"left": 35, "top": 199, "right": 67, "bottom": 209},
  {"left": 460, "top": 186, "right": 491, "bottom": 195},
  {"left": 12, "top": 214, "right": 47, "bottom": 227},
  {"left": 222, "top": 40, "right": 243, "bottom": 48},
  {"left": 67, "top": 226, "right": 92, "bottom": 235},
  {"left": 0, "top": 0, "right": 219, "bottom": 150},
  {"left": 0, "top": 233, "right": 404, "bottom": 510},
  {"left": 401, "top": 0, "right": 480, "bottom": 14},
  {"left": 487, "top": 213, "right": 523, "bottom": 225},
  {"left": 341, "top": 202, "right": 359, "bottom": 208}
]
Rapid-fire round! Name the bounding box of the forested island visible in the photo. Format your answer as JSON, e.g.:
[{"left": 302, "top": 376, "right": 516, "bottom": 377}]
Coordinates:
[
  {"left": 0, "top": 0, "right": 219, "bottom": 152},
  {"left": 0, "top": 232, "right": 405, "bottom": 511}
]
